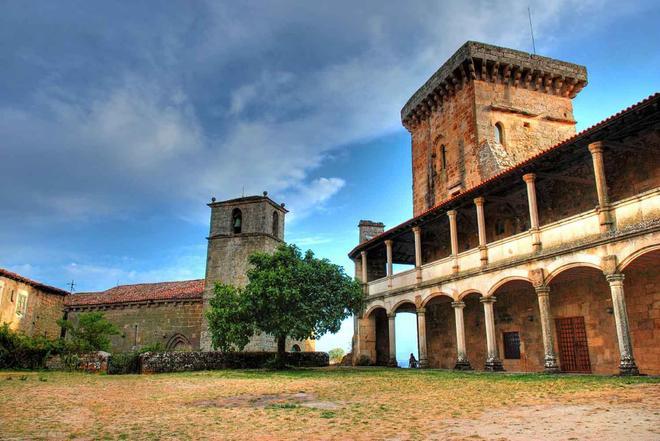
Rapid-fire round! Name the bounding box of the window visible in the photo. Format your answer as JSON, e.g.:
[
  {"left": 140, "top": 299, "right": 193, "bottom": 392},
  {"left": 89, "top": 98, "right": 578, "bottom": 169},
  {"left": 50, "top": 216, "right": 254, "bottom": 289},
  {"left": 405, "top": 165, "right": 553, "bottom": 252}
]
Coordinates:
[
  {"left": 494, "top": 122, "right": 505, "bottom": 145},
  {"left": 231, "top": 208, "right": 242, "bottom": 234},
  {"left": 503, "top": 332, "right": 521, "bottom": 359},
  {"left": 15, "top": 291, "right": 28, "bottom": 317},
  {"left": 291, "top": 344, "right": 301, "bottom": 353},
  {"left": 272, "top": 211, "right": 279, "bottom": 236},
  {"left": 440, "top": 145, "right": 447, "bottom": 170}
]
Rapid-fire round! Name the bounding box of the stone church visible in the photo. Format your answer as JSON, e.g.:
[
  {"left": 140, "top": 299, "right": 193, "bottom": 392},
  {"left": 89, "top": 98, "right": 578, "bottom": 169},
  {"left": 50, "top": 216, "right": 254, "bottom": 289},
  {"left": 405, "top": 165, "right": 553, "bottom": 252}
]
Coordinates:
[
  {"left": 63, "top": 193, "right": 313, "bottom": 353},
  {"left": 350, "top": 41, "right": 659, "bottom": 375}
]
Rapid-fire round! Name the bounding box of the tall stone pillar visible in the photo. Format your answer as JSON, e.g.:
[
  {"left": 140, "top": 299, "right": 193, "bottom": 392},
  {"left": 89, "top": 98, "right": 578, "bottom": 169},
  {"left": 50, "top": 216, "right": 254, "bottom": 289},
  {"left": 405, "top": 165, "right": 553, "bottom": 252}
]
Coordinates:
[
  {"left": 360, "top": 251, "right": 368, "bottom": 284},
  {"left": 588, "top": 141, "right": 614, "bottom": 232},
  {"left": 447, "top": 210, "right": 459, "bottom": 273},
  {"left": 481, "top": 297, "right": 503, "bottom": 371},
  {"left": 606, "top": 274, "right": 639, "bottom": 375},
  {"left": 535, "top": 286, "right": 560, "bottom": 373},
  {"left": 474, "top": 197, "right": 488, "bottom": 266},
  {"left": 452, "top": 301, "right": 472, "bottom": 370},
  {"left": 416, "top": 307, "right": 429, "bottom": 368},
  {"left": 523, "top": 173, "right": 542, "bottom": 252},
  {"left": 412, "top": 226, "right": 422, "bottom": 282},
  {"left": 385, "top": 240, "right": 393, "bottom": 288},
  {"left": 387, "top": 313, "right": 397, "bottom": 367}
]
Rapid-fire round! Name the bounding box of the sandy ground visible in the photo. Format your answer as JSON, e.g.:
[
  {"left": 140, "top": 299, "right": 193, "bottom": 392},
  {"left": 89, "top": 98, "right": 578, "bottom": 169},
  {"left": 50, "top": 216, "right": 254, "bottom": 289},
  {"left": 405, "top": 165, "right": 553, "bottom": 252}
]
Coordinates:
[{"left": 0, "top": 368, "right": 658, "bottom": 440}]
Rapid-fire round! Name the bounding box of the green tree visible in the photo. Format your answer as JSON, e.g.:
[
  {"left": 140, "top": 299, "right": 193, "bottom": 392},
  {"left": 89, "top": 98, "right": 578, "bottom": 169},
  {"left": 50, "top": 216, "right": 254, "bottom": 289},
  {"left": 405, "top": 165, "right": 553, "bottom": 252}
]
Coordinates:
[
  {"left": 328, "top": 347, "right": 345, "bottom": 364},
  {"left": 206, "top": 244, "right": 364, "bottom": 368},
  {"left": 58, "top": 312, "right": 120, "bottom": 353}
]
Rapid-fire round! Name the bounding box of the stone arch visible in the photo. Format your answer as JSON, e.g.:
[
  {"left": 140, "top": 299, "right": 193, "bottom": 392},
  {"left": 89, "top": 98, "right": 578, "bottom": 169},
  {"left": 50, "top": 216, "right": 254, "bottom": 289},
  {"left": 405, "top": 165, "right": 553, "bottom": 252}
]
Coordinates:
[
  {"left": 364, "top": 303, "right": 387, "bottom": 319},
  {"left": 390, "top": 299, "right": 417, "bottom": 314},
  {"left": 422, "top": 291, "right": 454, "bottom": 307},
  {"left": 231, "top": 208, "right": 243, "bottom": 234},
  {"left": 618, "top": 244, "right": 660, "bottom": 272},
  {"left": 165, "top": 333, "right": 192, "bottom": 352},
  {"left": 487, "top": 276, "right": 533, "bottom": 297},
  {"left": 545, "top": 261, "right": 602, "bottom": 285},
  {"left": 290, "top": 344, "right": 301, "bottom": 352},
  {"left": 458, "top": 289, "right": 484, "bottom": 300}
]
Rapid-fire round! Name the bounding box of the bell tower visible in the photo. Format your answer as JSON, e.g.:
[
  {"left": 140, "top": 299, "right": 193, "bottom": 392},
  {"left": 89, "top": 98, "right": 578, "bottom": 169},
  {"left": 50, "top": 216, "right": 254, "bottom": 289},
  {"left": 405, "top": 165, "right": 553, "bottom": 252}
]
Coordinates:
[{"left": 200, "top": 192, "right": 288, "bottom": 350}]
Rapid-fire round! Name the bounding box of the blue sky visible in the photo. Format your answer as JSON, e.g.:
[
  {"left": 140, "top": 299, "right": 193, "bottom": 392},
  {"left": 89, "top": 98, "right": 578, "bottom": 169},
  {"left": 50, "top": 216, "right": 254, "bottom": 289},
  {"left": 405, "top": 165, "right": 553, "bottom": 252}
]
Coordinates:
[{"left": 1, "top": 1, "right": 658, "bottom": 357}]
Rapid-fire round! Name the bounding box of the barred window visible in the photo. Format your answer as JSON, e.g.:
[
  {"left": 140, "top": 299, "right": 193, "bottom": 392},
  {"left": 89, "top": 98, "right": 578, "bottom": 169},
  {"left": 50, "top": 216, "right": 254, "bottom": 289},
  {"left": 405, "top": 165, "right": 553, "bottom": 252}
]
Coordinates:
[{"left": 503, "top": 331, "right": 521, "bottom": 359}]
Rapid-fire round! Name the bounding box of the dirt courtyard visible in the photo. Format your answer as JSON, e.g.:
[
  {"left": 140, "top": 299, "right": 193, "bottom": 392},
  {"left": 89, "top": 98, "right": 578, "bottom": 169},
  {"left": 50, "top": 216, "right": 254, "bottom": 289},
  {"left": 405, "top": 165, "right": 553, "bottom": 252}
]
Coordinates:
[{"left": 0, "top": 368, "right": 658, "bottom": 440}]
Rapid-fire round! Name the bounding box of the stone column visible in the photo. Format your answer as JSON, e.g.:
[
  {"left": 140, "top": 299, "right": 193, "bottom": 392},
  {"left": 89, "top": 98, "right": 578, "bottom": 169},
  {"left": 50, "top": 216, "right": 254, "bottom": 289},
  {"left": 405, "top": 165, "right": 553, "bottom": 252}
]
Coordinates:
[
  {"left": 413, "top": 226, "right": 422, "bottom": 282},
  {"left": 385, "top": 240, "right": 393, "bottom": 288},
  {"left": 535, "top": 286, "right": 560, "bottom": 373},
  {"left": 360, "top": 251, "right": 368, "bottom": 284},
  {"left": 452, "top": 301, "right": 472, "bottom": 370},
  {"left": 523, "top": 173, "right": 542, "bottom": 252},
  {"left": 447, "top": 210, "right": 459, "bottom": 273},
  {"left": 481, "top": 297, "right": 503, "bottom": 371},
  {"left": 387, "top": 313, "right": 397, "bottom": 367},
  {"left": 588, "top": 141, "right": 614, "bottom": 232},
  {"left": 474, "top": 197, "right": 488, "bottom": 266},
  {"left": 606, "top": 274, "right": 639, "bottom": 375},
  {"left": 416, "top": 307, "right": 429, "bottom": 368}
]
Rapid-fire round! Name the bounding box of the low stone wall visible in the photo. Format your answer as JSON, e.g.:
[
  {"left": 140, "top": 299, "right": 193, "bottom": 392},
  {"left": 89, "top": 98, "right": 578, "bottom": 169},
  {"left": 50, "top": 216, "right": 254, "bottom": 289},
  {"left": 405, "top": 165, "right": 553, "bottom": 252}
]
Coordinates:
[
  {"left": 46, "top": 351, "right": 110, "bottom": 373},
  {"left": 140, "top": 351, "right": 329, "bottom": 374}
]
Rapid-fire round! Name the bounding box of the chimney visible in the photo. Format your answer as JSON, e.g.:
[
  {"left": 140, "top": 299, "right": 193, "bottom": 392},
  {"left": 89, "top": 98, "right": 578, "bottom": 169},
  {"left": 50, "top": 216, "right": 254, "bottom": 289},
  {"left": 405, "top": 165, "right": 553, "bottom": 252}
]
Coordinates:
[{"left": 358, "top": 220, "right": 385, "bottom": 244}]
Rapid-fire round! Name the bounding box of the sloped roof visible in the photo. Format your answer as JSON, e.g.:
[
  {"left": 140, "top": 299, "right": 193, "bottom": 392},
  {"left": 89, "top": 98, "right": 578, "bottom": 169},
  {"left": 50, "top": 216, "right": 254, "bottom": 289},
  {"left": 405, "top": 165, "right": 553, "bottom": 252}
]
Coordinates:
[
  {"left": 66, "top": 279, "right": 205, "bottom": 307},
  {"left": 349, "top": 92, "right": 660, "bottom": 258},
  {"left": 0, "top": 268, "right": 69, "bottom": 296}
]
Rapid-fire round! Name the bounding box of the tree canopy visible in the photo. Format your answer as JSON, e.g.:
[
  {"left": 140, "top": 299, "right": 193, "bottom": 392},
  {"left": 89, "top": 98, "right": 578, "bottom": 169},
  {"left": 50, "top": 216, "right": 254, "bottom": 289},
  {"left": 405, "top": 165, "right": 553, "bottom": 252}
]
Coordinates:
[
  {"left": 58, "top": 312, "right": 120, "bottom": 353},
  {"left": 206, "top": 244, "right": 363, "bottom": 366}
]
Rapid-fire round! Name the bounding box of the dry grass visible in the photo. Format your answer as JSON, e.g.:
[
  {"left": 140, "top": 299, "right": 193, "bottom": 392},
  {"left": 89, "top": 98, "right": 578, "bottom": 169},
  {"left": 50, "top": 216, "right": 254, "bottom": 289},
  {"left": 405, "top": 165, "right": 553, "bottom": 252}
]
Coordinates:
[{"left": 0, "top": 368, "right": 658, "bottom": 440}]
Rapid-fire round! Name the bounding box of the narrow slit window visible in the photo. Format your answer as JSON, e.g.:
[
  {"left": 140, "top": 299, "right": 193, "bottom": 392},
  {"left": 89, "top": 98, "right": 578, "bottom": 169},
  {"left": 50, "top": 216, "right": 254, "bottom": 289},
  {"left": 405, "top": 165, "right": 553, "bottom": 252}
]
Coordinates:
[
  {"left": 272, "top": 211, "right": 279, "bottom": 236},
  {"left": 494, "top": 122, "right": 505, "bottom": 145},
  {"left": 440, "top": 145, "right": 447, "bottom": 170}
]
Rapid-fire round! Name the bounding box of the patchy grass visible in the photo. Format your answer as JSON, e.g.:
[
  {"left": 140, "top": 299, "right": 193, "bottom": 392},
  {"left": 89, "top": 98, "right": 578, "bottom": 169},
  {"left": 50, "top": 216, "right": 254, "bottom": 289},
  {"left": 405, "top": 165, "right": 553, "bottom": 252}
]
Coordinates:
[{"left": 1, "top": 368, "right": 658, "bottom": 440}]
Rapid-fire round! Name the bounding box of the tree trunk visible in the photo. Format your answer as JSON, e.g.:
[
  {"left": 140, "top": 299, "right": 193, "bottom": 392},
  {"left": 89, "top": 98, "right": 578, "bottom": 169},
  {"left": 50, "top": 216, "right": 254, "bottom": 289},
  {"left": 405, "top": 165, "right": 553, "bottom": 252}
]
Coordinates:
[{"left": 276, "top": 335, "right": 287, "bottom": 369}]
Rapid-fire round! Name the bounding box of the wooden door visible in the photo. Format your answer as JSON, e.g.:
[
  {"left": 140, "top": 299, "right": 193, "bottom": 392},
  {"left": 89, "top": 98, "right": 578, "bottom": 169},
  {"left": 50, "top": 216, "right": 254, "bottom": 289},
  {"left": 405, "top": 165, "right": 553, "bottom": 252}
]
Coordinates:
[{"left": 555, "top": 316, "right": 592, "bottom": 373}]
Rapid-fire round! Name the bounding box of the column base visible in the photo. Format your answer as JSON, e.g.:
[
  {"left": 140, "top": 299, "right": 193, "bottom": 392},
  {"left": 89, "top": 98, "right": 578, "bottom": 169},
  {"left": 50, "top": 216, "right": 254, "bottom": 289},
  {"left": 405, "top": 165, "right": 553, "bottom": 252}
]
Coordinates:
[
  {"left": 544, "top": 356, "right": 560, "bottom": 373},
  {"left": 388, "top": 359, "right": 399, "bottom": 368},
  {"left": 484, "top": 358, "right": 504, "bottom": 371},
  {"left": 619, "top": 358, "right": 640, "bottom": 376},
  {"left": 454, "top": 359, "right": 473, "bottom": 371},
  {"left": 419, "top": 359, "right": 429, "bottom": 369}
]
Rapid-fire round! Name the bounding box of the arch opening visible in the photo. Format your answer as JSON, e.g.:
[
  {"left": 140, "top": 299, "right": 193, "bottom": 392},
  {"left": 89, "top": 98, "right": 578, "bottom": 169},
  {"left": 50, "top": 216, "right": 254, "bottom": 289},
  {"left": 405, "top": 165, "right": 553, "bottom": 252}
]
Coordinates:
[{"left": 231, "top": 208, "right": 243, "bottom": 234}]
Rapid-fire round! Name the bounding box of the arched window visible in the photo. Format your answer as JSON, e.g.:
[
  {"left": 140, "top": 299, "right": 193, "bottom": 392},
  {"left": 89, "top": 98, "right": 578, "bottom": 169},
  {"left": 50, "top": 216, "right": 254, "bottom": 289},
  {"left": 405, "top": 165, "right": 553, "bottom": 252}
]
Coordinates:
[
  {"left": 291, "top": 344, "right": 301, "bottom": 352},
  {"left": 231, "top": 208, "right": 242, "bottom": 234},
  {"left": 272, "top": 211, "right": 279, "bottom": 236},
  {"left": 494, "top": 122, "right": 505, "bottom": 145},
  {"left": 440, "top": 145, "right": 447, "bottom": 170}
]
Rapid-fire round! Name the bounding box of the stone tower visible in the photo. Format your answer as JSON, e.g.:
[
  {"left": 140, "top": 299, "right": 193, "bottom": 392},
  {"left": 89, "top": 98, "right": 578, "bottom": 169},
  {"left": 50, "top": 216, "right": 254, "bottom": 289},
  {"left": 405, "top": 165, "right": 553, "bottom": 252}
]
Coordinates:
[
  {"left": 200, "top": 193, "right": 288, "bottom": 350},
  {"left": 402, "top": 41, "right": 588, "bottom": 215}
]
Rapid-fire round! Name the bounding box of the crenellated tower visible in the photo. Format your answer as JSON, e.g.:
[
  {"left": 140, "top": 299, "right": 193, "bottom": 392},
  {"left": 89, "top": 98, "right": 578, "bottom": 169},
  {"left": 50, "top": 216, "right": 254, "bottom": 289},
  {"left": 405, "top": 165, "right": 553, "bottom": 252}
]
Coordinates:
[{"left": 402, "top": 41, "right": 588, "bottom": 215}]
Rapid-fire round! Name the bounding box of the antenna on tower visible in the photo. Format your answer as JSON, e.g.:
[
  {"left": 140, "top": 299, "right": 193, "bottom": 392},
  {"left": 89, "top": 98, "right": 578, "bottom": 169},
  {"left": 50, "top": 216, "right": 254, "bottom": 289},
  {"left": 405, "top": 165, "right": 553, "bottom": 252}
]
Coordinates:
[
  {"left": 67, "top": 280, "right": 76, "bottom": 293},
  {"left": 528, "top": 6, "right": 537, "bottom": 55}
]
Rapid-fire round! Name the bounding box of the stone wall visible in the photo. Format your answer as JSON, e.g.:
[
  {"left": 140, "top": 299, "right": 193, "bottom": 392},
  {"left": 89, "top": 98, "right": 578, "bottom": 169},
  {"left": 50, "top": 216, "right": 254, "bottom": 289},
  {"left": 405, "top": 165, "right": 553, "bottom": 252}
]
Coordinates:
[
  {"left": 139, "top": 351, "right": 329, "bottom": 374},
  {"left": 66, "top": 300, "right": 203, "bottom": 353},
  {"left": 0, "top": 276, "right": 65, "bottom": 339}
]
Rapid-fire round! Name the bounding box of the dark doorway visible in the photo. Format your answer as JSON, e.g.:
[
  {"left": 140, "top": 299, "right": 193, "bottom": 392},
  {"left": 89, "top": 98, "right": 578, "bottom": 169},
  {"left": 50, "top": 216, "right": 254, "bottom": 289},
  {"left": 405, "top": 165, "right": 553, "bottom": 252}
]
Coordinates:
[{"left": 556, "top": 316, "right": 592, "bottom": 373}]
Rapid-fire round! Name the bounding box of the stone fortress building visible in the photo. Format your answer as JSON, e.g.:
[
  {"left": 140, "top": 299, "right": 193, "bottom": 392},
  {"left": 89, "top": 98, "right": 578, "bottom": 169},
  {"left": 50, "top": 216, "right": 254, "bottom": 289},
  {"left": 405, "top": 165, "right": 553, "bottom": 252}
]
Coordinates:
[
  {"left": 349, "top": 41, "right": 659, "bottom": 375},
  {"left": 60, "top": 193, "right": 312, "bottom": 353}
]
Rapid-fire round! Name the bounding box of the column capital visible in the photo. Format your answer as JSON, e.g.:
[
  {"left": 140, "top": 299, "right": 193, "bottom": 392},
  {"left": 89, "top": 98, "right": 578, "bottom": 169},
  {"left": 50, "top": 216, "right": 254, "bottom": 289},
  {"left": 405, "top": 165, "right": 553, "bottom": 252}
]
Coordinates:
[
  {"left": 606, "top": 273, "right": 625, "bottom": 284},
  {"left": 387, "top": 312, "right": 396, "bottom": 319},
  {"left": 451, "top": 301, "right": 466, "bottom": 309},
  {"left": 535, "top": 285, "right": 551, "bottom": 297},
  {"left": 384, "top": 239, "right": 393, "bottom": 247},
  {"left": 480, "top": 296, "right": 496, "bottom": 304},
  {"left": 360, "top": 250, "right": 367, "bottom": 258},
  {"left": 522, "top": 173, "right": 536, "bottom": 183},
  {"left": 588, "top": 140, "right": 604, "bottom": 154},
  {"left": 473, "top": 196, "right": 485, "bottom": 206},
  {"left": 412, "top": 225, "right": 421, "bottom": 234},
  {"left": 416, "top": 307, "right": 426, "bottom": 314},
  {"left": 447, "top": 209, "right": 457, "bottom": 218}
]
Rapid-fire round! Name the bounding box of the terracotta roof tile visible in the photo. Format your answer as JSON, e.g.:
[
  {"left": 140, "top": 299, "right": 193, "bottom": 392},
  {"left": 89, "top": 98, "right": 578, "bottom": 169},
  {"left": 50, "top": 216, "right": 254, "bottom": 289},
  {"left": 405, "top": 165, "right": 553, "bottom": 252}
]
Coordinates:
[
  {"left": 0, "top": 268, "right": 69, "bottom": 296},
  {"left": 65, "top": 279, "right": 205, "bottom": 307}
]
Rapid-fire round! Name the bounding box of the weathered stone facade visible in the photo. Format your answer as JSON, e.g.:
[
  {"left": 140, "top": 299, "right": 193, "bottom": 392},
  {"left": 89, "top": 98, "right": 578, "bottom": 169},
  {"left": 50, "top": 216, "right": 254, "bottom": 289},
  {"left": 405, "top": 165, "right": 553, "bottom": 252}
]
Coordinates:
[
  {"left": 350, "top": 41, "right": 659, "bottom": 375},
  {"left": 0, "top": 269, "right": 67, "bottom": 338}
]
